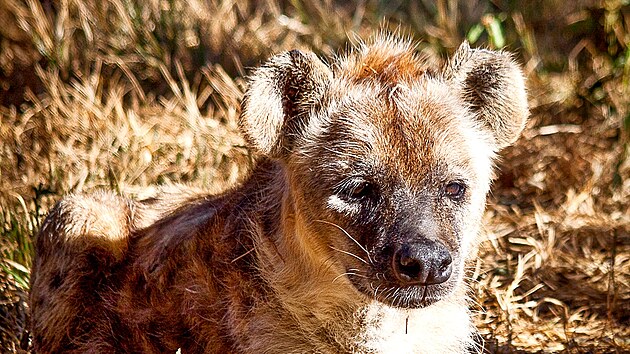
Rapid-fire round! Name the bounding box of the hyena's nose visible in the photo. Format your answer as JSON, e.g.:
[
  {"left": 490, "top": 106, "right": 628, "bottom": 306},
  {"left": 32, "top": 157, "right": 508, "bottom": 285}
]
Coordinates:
[{"left": 392, "top": 240, "right": 452, "bottom": 286}]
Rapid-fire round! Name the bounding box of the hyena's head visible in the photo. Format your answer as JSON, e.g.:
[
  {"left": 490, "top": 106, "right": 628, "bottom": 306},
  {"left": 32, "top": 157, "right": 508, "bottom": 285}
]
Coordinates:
[{"left": 240, "top": 35, "right": 528, "bottom": 309}]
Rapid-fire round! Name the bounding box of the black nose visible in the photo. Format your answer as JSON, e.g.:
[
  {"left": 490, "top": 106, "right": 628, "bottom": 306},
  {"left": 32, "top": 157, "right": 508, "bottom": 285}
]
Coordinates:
[{"left": 392, "top": 240, "right": 453, "bottom": 285}]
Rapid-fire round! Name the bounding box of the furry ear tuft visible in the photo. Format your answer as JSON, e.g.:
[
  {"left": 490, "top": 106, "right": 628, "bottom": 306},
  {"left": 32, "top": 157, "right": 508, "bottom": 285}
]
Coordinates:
[
  {"left": 445, "top": 42, "right": 529, "bottom": 149},
  {"left": 239, "top": 50, "right": 332, "bottom": 157}
]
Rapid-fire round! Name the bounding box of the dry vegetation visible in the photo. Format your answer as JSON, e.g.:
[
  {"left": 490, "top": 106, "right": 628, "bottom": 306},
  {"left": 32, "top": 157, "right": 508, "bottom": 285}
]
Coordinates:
[{"left": 0, "top": 0, "right": 628, "bottom": 352}]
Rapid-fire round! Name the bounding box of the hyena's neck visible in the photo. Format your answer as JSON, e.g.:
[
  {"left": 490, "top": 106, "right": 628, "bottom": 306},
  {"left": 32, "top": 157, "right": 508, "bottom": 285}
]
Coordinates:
[
  {"left": 238, "top": 160, "right": 356, "bottom": 345},
  {"left": 251, "top": 159, "right": 354, "bottom": 299}
]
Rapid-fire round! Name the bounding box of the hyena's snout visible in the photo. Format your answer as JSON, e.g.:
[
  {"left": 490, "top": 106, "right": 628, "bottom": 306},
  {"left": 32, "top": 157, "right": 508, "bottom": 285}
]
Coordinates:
[{"left": 391, "top": 239, "right": 453, "bottom": 286}]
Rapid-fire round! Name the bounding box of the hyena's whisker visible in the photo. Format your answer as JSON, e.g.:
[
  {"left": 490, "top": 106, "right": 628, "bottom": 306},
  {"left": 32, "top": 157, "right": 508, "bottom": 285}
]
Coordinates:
[
  {"left": 332, "top": 272, "right": 356, "bottom": 283},
  {"left": 316, "top": 219, "right": 374, "bottom": 264},
  {"left": 332, "top": 271, "right": 369, "bottom": 283},
  {"left": 329, "top": 246, "right": 369, "bottom": 265},
  {"left": 373, "top": 284, "right": 382, "bottom": 301}
]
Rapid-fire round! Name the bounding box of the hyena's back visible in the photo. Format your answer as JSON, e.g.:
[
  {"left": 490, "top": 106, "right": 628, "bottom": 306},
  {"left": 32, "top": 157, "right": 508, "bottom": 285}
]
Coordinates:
[
  {"left": 29, "top": 192, "right": 132, "bottom": 351},
  {"left": 29, "top": 189, "right": 194, "bottom": 352}
]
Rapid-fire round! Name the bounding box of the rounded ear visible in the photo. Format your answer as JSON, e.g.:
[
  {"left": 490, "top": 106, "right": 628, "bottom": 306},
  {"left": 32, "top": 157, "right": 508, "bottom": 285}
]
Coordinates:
[
  {"left": 239, "top": 50, "right": 332, "bottom": 158},
  {"left": 444, "top": 42, "right": 529, "bottom": 149}
]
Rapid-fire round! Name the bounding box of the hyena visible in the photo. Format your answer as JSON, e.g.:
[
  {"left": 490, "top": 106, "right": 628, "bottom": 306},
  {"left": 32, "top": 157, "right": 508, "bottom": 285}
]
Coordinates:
[{"left": 29, "top": 34, "right": 528, "bottom": 353}]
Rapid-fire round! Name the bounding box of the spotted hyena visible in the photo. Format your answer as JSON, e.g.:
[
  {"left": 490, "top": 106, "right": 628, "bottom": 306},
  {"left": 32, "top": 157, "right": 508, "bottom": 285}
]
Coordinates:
[{"left": 29, "top": 34, "right": 528, "bottom": 353}]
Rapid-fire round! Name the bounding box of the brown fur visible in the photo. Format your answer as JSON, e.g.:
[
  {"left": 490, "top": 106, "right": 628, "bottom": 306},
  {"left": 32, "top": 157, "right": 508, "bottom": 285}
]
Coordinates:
[{"left": 30, "top": 34, "right": 528, "bottom": 353}]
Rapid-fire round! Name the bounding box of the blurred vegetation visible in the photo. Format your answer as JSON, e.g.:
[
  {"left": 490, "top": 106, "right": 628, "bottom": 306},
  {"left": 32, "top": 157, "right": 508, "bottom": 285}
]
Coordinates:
[{"left": 0, "top": 0, "right": 628, "bottom": 352}]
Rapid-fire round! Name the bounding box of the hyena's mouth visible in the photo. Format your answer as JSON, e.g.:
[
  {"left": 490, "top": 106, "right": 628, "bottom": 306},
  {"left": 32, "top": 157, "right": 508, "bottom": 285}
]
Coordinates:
[
  {"left": 353, "top": 278, "right": 455, "bottom": 309},
  {"left": 349, "top": 239, "right": 458, "bottom": 308},
  {"left": 329, "top": 237, "right": 460, "bottom": 308}
]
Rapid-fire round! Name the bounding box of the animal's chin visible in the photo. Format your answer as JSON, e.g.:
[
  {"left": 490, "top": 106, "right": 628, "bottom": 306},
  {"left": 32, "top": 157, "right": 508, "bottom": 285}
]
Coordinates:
[{"left": 350, "top": 278, "right": 456, "bottom": 309}]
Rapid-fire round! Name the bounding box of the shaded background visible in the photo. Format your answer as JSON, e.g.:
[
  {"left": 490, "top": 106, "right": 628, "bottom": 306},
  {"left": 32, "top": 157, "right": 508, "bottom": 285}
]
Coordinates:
[{"left": 0, "top": 0, "right": 628, "bottom": 352}]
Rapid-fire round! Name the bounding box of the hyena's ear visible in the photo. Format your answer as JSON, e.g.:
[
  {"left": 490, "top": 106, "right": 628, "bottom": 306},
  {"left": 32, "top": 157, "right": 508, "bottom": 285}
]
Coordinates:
[
  {"left": 444, "top": 42, "right": 529, "bottom": 149},
  {"left": 239, "top": 50, "right": 332, "bottom": 157}
]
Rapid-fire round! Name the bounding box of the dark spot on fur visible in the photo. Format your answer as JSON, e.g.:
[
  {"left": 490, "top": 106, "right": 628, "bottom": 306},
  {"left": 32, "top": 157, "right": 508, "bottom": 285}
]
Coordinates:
[
  {"left": 464, "top": 61, "right": 503, "bottom": 110},
  {"left": 48, "top": 275, "right": 62, "bottom": 293}
]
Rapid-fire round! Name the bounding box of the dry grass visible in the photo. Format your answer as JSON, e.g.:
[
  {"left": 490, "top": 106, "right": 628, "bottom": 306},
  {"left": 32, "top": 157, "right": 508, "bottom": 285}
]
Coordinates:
[{"left": 1, "top": 0, "right": 628, "bottom": 352}]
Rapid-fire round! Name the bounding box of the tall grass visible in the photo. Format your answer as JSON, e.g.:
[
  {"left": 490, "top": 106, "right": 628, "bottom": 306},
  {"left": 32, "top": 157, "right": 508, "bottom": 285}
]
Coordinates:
[{"left": 1, "top": 0, "right": 628, "bottom": 352}]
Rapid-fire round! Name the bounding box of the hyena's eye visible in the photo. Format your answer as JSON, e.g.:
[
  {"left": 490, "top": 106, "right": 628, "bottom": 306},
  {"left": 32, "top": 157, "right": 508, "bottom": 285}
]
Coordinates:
[
  {"left": 350, "top": 181, "right": 373, "bottom": 199},
  {"left": 444, "top": 182, "right": 466, "bottom": 200},
  {"left": 337, "top": 179, "right": 375, "bottom": 201}
]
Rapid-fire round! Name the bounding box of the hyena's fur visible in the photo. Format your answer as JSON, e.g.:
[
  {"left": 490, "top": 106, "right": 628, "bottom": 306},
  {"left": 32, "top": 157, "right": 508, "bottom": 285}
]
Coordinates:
[{"left": 30, "top": 35, "right": 528, "bottom": 354}]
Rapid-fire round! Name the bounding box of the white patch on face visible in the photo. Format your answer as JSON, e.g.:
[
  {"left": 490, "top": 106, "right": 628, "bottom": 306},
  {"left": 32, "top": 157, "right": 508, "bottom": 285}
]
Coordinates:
[{"left": 327, "top": 195, "right": 360, "bottom": 214}]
